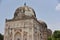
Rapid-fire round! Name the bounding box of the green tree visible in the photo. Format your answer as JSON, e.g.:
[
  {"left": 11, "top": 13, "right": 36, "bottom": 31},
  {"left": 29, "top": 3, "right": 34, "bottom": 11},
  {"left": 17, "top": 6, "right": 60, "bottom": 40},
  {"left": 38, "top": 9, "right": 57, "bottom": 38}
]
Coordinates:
[
  {"left": 48, "top": 36, "right": 52, "bottom": 40},
  {"left": 53, "top": 30, "right": 60, "bottom": 38},
  {"left": 48, "top": 30, "right": 60, "bottom": 40},
  {"left": 0, "top": 33, "right": 3, "bottom": 40}
]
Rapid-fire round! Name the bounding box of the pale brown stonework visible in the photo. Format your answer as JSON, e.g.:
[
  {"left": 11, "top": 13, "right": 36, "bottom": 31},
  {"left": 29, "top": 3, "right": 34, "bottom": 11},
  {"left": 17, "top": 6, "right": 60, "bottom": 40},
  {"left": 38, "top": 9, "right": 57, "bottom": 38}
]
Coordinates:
[{"left": 4, "top": 5, "right": 52, "bottom": 40}]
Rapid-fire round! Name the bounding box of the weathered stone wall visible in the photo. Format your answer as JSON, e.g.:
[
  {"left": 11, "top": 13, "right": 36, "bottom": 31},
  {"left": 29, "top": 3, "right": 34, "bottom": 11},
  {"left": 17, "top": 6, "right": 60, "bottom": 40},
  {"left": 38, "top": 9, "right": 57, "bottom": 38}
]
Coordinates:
[{"left": 4, "top": 19, "right": 34, "bottom": 40}]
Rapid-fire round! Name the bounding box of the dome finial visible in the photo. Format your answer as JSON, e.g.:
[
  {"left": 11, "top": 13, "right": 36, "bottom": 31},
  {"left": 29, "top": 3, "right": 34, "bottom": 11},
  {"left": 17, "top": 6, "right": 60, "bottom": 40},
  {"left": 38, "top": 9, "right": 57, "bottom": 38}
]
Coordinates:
[{"left": 24, "top": 2, "right": 26, "bottom": 6}]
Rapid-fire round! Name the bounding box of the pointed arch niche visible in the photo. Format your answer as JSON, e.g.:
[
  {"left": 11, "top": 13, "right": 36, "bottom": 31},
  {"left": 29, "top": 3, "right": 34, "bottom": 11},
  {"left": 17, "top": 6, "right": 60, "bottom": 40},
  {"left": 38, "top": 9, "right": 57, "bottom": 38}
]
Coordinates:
[{"left": 14, "top": 32, "right": 21, "bottom": 40}]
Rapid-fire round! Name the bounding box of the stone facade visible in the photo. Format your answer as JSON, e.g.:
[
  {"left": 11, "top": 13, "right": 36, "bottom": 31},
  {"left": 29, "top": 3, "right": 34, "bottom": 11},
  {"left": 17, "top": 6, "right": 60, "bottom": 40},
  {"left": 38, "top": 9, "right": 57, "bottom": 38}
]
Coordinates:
[{"left": 4, "top": 4, "right": 52, "bottom": 40}]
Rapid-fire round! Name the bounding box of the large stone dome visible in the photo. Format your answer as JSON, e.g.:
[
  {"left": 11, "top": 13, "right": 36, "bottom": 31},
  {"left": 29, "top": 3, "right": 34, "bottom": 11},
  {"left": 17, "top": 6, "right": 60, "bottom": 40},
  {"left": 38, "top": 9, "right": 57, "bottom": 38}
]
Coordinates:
[{"left": 14, "top": 4, "right": 36, "bottom": 19}]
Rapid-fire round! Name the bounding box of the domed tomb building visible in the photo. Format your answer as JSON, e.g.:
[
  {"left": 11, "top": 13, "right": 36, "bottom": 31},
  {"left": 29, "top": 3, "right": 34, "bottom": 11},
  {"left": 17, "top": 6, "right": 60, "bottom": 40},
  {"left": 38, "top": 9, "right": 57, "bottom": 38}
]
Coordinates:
[{"left": 4, "top": 4, "right": 51, "bottom": 40}]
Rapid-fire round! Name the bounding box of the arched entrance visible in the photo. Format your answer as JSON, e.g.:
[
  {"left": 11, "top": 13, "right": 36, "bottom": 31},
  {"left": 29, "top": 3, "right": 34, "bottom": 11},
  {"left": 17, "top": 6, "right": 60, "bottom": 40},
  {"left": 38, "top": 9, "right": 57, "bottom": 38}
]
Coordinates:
[{"left": 14, "top": 32, "right": 21, "bottom": 40}]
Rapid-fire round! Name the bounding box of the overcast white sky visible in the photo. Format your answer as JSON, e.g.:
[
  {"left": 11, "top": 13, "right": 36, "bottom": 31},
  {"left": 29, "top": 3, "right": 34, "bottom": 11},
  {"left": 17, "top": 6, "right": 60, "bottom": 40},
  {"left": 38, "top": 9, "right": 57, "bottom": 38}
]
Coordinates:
[{"left": 0, "top": 0, "right": 60, "bottom": 34}]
